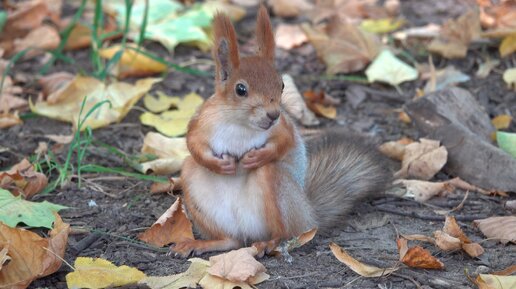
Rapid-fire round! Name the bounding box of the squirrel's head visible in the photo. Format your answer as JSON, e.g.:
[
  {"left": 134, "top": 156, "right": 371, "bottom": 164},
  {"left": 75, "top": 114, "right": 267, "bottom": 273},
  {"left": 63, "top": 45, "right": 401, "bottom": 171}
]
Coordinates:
[{"left": 212, "top": 5, "right": 283, "bottom": 131}]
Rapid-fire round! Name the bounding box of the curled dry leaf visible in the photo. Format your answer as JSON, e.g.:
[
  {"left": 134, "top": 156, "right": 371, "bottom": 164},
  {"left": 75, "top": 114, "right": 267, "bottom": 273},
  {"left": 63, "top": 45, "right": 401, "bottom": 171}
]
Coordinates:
[
  {"left": 208, "top": 247, "right": 268, "bottom": 283},
  {"left": 267, "top": 0, "right": 313, "bottom": 18},
  {"left": 275, "top": 24, "right": 308, "bottom": 50},
  {"left": 478, "top": 0, "right": 516, "bottom": 32},
  {"left": 492, "top": 114, "right": 513, "bottom": 130},
  {"left": 0, "top": 158, "right": 48, "bottom": 199},
  {"left": 475, "top": 274, "right": 516, "bottom": 289},
  {"left": 138, "top": 198, "right": 194, "bottom": 247},
  {"left": 474, "top": 216, "right": 516, "bottom": 244},
  {"left": 31, "top": 76, "right": 161, "bottom": 130},
  {"left": 428, "top": 10, "right": 481, "bottom": 59},
  {"left": 99, "top": 44, "right": 168, "bottom": 79},
  {"left": 476, "top": 58, "right": 500, "bottom": 79},
  {"left": 38, "top": 72, "right": 74, "bottom": 100},
  {"left": 65, "top": 257, "right": 146, "bottom": 289},
  {"left": 329, "top": 242, "right": 398, "bottom": 277},
  {"left": 140, "top": 258, "right": 209, "bottom": 289},
  {"left": 394, "top": 138, "right": 448, "bottom": 181},
  {"left": 11, "top": 25, "right": 60, "bottom": 58},
  {"left": 302, "top": 18, "right": 381, "bottom": 74},
  {"left": 150, "top": 177, "right": 181, "bottom": 194},
  {"left": 0, "top": 213, "right": 70, "bottom": 289},
  {"left": 396, "top": 177, "right": 490, "bottom": 202},
  {"left": 379, "top": 138, "right": 412, "bottom": 161},
  {"left": 139, "top": 132, "right": 190, "bottom": 175},
  {"left": 434, "top": 230, "right": 462, "bottom": 251},
  {"left": 272, "top": 228, "right": 317, "bottom": 257},
  {"left": 401, "top": 245, "right": 444, "bottom": 269},
  {"left": 303, "top": 90, "right": 340, "bottom": 119},
  {"left": 310, "top": 0, "right": 400, "bottom": 24},
  {"left": 64, "top": 17, "right": 119, "bottom": 51},
  {"left": 281, "top": 74, "right": 319, "bottom": 126}
]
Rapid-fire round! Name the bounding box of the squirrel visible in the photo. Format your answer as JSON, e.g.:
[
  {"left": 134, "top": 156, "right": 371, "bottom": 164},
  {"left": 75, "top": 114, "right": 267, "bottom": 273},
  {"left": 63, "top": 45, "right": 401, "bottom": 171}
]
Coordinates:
[{"left": 171, "top": 6, "right": 391, "bottom": 257}]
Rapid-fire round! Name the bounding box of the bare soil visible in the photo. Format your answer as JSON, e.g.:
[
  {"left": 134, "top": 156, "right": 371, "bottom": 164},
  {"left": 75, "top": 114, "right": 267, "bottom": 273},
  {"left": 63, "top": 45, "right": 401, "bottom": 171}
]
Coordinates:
[{"left": 1, "top": 1, "right": 515, "bottom": 288}]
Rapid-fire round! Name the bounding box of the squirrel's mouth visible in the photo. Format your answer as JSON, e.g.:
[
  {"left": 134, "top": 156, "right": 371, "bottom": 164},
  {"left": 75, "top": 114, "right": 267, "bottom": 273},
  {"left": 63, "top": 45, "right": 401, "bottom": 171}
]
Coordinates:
[{"left": 258, "top": 121, "right": 274, "bottom": 130}]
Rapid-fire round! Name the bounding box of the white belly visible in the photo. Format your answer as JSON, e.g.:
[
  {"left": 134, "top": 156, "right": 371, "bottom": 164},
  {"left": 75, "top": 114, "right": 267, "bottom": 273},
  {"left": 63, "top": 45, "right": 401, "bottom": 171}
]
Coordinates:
[
  {"left": 188, "top": 168, "right": 268, "bottom": 242},
  {"left": 210, "top": 124, "right": 269, "bottom": 158}
]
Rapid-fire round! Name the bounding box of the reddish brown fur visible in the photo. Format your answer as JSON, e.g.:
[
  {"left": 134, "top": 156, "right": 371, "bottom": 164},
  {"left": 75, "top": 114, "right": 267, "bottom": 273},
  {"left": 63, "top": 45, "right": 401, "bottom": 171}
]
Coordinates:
[
  {"left": 255, "top": 5, "right": 275, "bottom": 62},
  {"left": 260, "top": 165, "right": 287, "bottom": 239}
]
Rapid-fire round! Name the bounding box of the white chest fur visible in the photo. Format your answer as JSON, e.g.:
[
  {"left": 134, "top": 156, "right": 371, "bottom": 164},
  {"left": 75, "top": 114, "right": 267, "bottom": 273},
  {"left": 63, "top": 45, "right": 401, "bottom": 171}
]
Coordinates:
[{"left": 210, "top": 123, "right": 269, "bottom": 158}]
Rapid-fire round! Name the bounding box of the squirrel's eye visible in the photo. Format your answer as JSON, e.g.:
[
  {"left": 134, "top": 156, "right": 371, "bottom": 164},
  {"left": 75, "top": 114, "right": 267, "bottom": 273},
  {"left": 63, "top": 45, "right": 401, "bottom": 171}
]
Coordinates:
[
  {"left": 281, "top": 81, "right": 285, "bottom": 92},
  {"left": 235, "top": 83, "right": 247, "bottom": 97}
]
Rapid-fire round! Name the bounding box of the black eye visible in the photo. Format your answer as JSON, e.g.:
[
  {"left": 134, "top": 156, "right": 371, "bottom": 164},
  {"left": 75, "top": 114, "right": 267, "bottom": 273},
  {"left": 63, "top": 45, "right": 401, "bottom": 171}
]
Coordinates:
[
  {"left": 281, "top": 81, "right": 285, "bottom": 92},
  {"left": 235, "top": 83, "right": 247, "bottom": 97}
]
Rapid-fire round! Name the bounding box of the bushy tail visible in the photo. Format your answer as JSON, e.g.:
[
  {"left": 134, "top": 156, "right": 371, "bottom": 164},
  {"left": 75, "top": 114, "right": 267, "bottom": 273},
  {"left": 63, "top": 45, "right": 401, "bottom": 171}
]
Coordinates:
[{"left": 305, "top": 131, "right": 391, "bottom": 230}]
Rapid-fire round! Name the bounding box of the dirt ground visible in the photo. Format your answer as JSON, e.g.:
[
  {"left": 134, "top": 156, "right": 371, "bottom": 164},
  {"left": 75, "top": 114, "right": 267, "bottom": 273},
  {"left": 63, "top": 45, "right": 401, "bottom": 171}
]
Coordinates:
[{"left": 1, "top": 1, "right": 515, "bottom": 288}]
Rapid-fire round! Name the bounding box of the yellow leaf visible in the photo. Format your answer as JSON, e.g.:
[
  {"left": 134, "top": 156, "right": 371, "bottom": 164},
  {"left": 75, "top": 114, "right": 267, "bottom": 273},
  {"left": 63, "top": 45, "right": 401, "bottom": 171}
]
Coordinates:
[
  {"left": 500, "top": 34, "right": 516, "bottom": 57},
  {"left": 329, "top": 243, "right": 398, "bottom": 277},
  {"left": 492, "top": 115, "right": 513, "bottom": 130},
  {"left": 30, "top": 76, "right": 161, "bottom": 130},
  {"left": 66, "top": 257, "right": 146, "bottom": 289},
  {"left": 360, "top": 18, "right": 405, "bottom": 34},
  {"left": 99, "top": 44, "right": 168, "bottom": 79},
  {"left": 503, "top": 68, "right": 516, "bottom": 90},
  {"left": 140, "top": 92, "right": 204, "bottom": 137},
  {"left": 477, "top": 274, "right": 516, "bottom": 289},
  {"left": 140, "top": 258, "right": 209, "bottom": 289},
  {"left": 143, "top": 92, "right": 181, "bottom": 113}
]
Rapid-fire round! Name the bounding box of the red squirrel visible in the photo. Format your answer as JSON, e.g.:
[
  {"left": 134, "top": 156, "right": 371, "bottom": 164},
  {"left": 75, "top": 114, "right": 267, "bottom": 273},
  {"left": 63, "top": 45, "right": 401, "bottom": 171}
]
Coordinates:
[{"left": 172, "top": 6, "right": 390, "bottom": 257}]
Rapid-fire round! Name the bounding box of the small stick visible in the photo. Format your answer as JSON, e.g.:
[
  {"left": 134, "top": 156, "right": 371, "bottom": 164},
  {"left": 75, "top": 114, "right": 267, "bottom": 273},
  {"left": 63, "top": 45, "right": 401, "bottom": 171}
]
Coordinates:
[{"left": 375, "top": 205, "right": 487, "bottom": 222}]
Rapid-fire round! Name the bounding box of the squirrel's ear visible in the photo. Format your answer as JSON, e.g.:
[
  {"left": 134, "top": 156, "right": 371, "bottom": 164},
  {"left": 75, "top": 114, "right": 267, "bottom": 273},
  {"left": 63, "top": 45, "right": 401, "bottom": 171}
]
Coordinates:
[
  {"left": 255, "top": 5, "right": 275, "bottom": 62},
  {"left": 212, "top": 13, "right": 239, "bottom": 84}
]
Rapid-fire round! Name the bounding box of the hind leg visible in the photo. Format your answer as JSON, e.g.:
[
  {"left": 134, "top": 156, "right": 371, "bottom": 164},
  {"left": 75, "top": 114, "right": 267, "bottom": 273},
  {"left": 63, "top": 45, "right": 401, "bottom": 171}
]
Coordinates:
[{"left": 171, "top": 238, "right": 242, "bottom": 257}]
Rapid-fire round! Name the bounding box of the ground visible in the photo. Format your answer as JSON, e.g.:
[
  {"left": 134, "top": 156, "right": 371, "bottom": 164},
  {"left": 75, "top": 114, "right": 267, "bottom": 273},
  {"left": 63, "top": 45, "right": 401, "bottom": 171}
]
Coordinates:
[{"left": 1, "top": 1, "right": 515, "bottom": 288}]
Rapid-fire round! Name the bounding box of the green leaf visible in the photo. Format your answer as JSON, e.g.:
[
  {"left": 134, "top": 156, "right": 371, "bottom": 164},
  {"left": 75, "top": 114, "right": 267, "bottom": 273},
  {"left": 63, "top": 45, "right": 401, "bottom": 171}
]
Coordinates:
[
  {"left": 0, "top": 189, "right": 67, "bottom": 229},
  {"left": 0, "top": 11, "right": 7, "bottom": 33},
  {"left": 365, "top": 50, "right": 418, "bottom": 86},
  {"left": 496, "top": 131, "right": 516, "bottom": 158}
]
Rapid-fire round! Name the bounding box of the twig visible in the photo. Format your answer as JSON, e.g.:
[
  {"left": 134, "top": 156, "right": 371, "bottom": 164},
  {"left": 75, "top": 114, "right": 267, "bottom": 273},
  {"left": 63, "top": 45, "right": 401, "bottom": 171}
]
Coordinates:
[
  {"left": 392, "top": 272, "right": 422, "bottom": 289},
  {"left": 375, "top": 205, "right": 487, "bottom": 222},
  {"left": 71, "top": 232, "right": 103, "bottom": 254}
]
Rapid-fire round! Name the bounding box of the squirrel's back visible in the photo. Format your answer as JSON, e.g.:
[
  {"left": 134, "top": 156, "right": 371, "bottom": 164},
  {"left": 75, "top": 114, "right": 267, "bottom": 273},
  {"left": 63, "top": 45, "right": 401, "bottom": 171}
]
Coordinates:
[{"left": 304, "top": 131, "right": 391, "bottom": 230}]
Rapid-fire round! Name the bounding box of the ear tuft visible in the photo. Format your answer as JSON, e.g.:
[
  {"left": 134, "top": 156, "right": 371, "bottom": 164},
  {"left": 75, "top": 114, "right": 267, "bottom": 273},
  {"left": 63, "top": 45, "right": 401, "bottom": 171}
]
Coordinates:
[
  {"left": 256, "top": 5, "right": 275, "bottom": 62},
  {"left": 212, "top": 12, "right": 239, "bottom": 84}
]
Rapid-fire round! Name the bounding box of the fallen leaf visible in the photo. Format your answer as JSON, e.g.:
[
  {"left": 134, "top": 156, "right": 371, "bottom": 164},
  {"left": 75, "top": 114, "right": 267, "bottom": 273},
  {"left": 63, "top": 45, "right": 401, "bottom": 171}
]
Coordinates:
[
  {"left": 302, "top": 18, "right": 381, "bottom": 74},
  {"left": 428, "top": 10, "right": 481, "bottom": 59},
  {"left": 366, "top": 50, "right": 418, "bottom": 86},
  {"left": 104, "top": 0, "right": 245, "bottom": 52},
  {"left": 329, "top": 242, "right": 398, "bottom": 277},
  {"left": 231, "top": 0, "right": 261, "bottom": 7},
  {"left": 394, "top": 138, "right": 447, "bottom": 180},
  {"left": 478, "top": 0, "right": 516, "bottom": 32},
  {"left": 496, "top": 131, "right": 516, "bottom": 158},
  {"left": 492, "top": 264, "right": 516, "bottom": 276},
  {"left": 272, "top": 228, "right": 317, "bottom": 256},
  {"left": 208, "top": 247, "right": 267, "bottom": 283},
  {"left": 379, "top": 137, "right": 413, "bottom": 161},
  {"left": 423, "top": 66, "right": 470, "bottom": 94},
  {"left": 44, "top": 134, "right": 74, "bottom": 144},
  {"left": 11, "top": 25, "right": 60, "bottom": 58},
  {"left": 275, "top": 24, "right": 308, "bottom": 50},
  {"left": 476, "top": 274, "right": 516, "bottom": 289},
  {"left": 281, "top": 74, "right": 320, "bottom": 126},
  {"left": 476, "top": 58, "right": 500, "bottom": 78},
  {"left": 267, "top": 0, "right": 313, "bottom": 18},
  {"left": 474, "top": 216, "right": 516, "bottom": 244},
  {"left": 64, "top": 17, "right": 119, "bottom": 51},
  {"left": 433, "top": 230, "right": 462, "bottom": 251},
  {"left": 0, "top": 189, "right": 66, "bottom": 229},
  {"left": 38, "top": 72, "right": 74, "bottom": 100},
  {"left": 140, "top": 258, "right": 209, "bottom": 289},
  {"left": 392, "top": 23, "right": 441, "bottom": 40},
  {"left": 303, "top": 90, "right": 340, "bottom": 119},
  {"left": 99, "top": 44, "right": 168, "bottom": 79},
  {"left": 360, "top": 18, "right": 404, "bottom": 34},
  {"left": 0, "top": 158, "right": 48, "bottom": 199},
  {"left": 31, "top": 76, "right": 161, "bottom": 130},
  {"left": 401, "top": 245, "right": 444, "bottom": 269},
  {"left": 492, "top": 115, "right": 513, "bottom": 130},
  {"left": 0, "top": 213, "right": 70, "bottom": 289},
  {"left": 503, "top": 68, "right": 516, "bottom": 90},
  {"left": 140, "top": 92, "right": 203, "bottom": 137},
  {"left": 150, "top": 177, "right": 180, "bottom": 194},
  {"left": 309, "top": 0, "right": 400, "bottom": 24},
  {"left": 395, "top": 179, "right": 450, "bottom": 202},
  {"left": 0, "top": 246, "right": 9, "bottom": 271},
  {"left": 65, "top": 257, "right": 146, "bottom": 289},
  {"left": 143, "top": 91, "right": 181, "bottom": 113},
  {"left": 500, "top": 34, "right": 516, "bottom": 57},
  {"left": 0, "top": 112, "right": 22, "bottom": 129},
  {"left": 138, "top": 132, "right": 189, "bottom": 175},
  {"left": 138, "top": 198, "right": 194, "bottom": 247}
]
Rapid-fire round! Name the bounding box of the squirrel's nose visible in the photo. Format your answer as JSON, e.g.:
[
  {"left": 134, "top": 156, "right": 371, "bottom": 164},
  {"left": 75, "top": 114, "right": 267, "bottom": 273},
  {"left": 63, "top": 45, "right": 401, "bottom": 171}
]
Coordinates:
[{"left": 266, "top": 111, "right": 280, "bottom": 121}]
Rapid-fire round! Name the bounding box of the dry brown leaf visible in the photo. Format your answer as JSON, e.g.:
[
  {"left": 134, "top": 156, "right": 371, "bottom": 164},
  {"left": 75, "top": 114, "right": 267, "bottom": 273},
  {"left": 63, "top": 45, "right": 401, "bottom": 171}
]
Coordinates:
[
  {"left": 396, "top": 237, "right": 409, "bottom": 260},
  {"left": 11, "top": 25, "right": 60, "bottom": 58},
  {"left": 394, "top": 138, "right": 448, "bottom": 180},
  {"left": 379, "top": 138, "right": 414, "bottom": 161},
  {"left": 303, "top": 90, "right": 340, "bottom": 119},
  {"left": 0, "top": 0, "right": 49, "bottom": 46},
  {"left": 0, "top": 112, "right": 23, "bottom": 129},
  {"left": 138, "top": 198, "right": 194, "bottom": 247},
  {"left": 401, "top": 245, "right": 444, "bottom": 269},
  {"left": 443, "top": 215, "right": 470, "bottom": 243},
  {"left": 64, "top": 18, "right": 120, "bottom": 51},
  {"left": 0, "top": 213, "right": 70, "bottom": 289},
  {"left": 492, "top": 114, "right": 513, "bottom": 130},
  {"left": 0, "top": 246, "right": 10, "bottom": 271},
  {"left": 267, "top": 0, "right": 313, "bottom": 18},
  {"left": 330, "top": 242, "right": 398, "bottom": 277},
  {"left": 281, "top": 74, "right": 320, "bottom": 126},
  {"left": 428, "top": 10, "right": 481, "bottom": 59},
  {"left": 302, "top": 18, "right": 381, "bottom": 74},
  {"left": 139, "top": 132, "right": 189, "bottom": 175},
  {"left": 0, "top": 159, "right": 48, "bottom": 199},
  {"left": 433, "top": 230, "right": 462, "bottom": 251},
  {"left": 38, "top": 72, "right": 74, "bottom": 100},
  {"left": 272, "top": 228, "right": 317, "bottom": 256},
  {"left": 275, "top": 24, "right": 308, "bottom": 50},
  {"left": 310, "top": 0, "right": 399, "bottom": 24},
  {"left": 44, "top": 134, "right": 74, "bottom": 144},
  {"left": 150, "top": 177, "right": 181, "bottom": 194},
  {"left": 461, "top": 243, "right": 485, "bottom": 258},
  {"left": 475, "top": 274, "right": 516, "bottom": 289},
  {"left": 478, "top": 0, "right": 516, "bottom": 31},
  {"left": 395, "top": 179, "right": 450, "bottom": 202},
  {"left": 208, "top": 247, "right": 267, "bottom": 283},
  {"left": 492, "top": 264, "right": 516, "bottom": 276},
  {"left": 474, "top": 216, "right": 516, "bottom": 244}
]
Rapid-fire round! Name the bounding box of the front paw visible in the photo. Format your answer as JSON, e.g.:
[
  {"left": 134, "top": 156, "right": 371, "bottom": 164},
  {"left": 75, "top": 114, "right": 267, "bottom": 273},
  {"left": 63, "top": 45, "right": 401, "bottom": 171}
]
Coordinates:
[
  {"left": 211, "top": 154, "right": 236, "bottom": 175},
  {"left": 170, "top": 240, "right": 201, "bottom": 257},
  {"left": 241, "top": 148, "right": 273, "bottom": 169}
]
